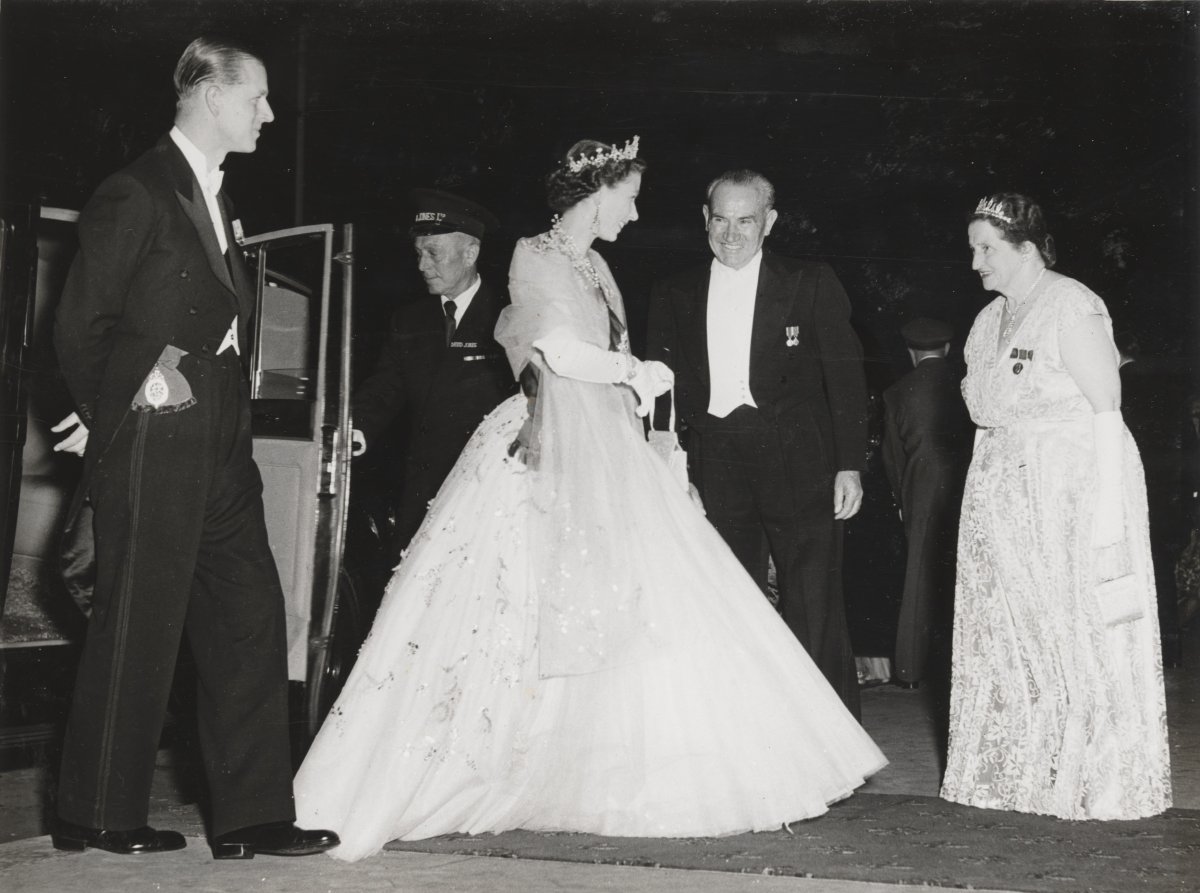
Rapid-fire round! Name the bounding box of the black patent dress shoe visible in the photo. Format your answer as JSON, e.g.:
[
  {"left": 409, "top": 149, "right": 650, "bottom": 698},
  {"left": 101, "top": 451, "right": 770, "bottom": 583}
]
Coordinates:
[
  {"left": 52, "top": 820, "right": 187, "bottom": 854},
  {"left": 210, "top": 821, "right": 339, "bottom": 859}
]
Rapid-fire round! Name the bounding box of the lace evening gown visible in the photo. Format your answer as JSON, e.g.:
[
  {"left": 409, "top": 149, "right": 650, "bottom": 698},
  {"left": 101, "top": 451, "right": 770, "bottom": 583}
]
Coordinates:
[
  {"left": 293, "top": 236, "right": 886, "bottom": 861},
  {"left": 939, "top": 277, "right": 1171, "bottom": 819}
]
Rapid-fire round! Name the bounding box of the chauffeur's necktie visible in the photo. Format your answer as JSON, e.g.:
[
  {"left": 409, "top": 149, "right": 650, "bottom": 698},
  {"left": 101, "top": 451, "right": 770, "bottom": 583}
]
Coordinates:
[{"left": 443, "top": 300, "right": 457, "bottom": 347}]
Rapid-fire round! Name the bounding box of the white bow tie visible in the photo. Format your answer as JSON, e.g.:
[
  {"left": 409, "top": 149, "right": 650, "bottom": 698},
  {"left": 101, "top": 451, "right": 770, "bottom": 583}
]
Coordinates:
[{"left": 207, "top": 169, "right": 224, "bottom": 196}]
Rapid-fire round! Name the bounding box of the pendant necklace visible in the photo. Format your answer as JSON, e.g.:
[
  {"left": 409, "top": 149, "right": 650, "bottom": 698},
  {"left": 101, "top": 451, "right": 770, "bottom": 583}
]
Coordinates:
[
  {"left": 542, "top": 215, "right": 602, "bottom": 288},
  {"left": 541, "top": 215, "right": 620, "bottom": 311},
  {"left": 1001, "top": 267, "right": 1047, "bottom": 341}
]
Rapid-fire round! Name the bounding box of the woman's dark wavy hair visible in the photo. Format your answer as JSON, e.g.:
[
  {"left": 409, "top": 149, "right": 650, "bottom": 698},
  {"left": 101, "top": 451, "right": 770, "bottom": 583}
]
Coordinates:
[
  {"left": 969, "top": 192, "right": 1057, "bottom": 268},
  {"left": 545, "top": 140, "right": 647, "bottom": 214}
]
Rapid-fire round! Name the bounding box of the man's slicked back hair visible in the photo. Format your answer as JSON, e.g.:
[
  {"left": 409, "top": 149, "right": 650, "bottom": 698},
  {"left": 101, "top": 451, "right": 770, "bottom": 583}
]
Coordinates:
[{"left": 173, "top": 37, "right": 261, "bottom": 101}]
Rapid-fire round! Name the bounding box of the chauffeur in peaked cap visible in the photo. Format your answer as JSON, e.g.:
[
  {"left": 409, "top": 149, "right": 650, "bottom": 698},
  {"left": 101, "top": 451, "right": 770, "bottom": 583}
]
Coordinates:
[
  {"left": 900, "top": 317, "right": 954, "bottom": 351},
  {"left": 408, "top": 188, "right": 501, "bottom": 239},
  {"left": 351, "top": 187, "right": 517, "bottom": 557}
]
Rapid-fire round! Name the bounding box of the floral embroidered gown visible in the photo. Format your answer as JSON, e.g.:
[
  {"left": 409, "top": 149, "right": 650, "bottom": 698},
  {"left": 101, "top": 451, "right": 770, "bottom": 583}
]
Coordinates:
[
  {"left": 293, "top": 235, "right": 886, "bottom": 861},
  {"left": 940, "top": 277, "right": 1171, "bottom": 819}
]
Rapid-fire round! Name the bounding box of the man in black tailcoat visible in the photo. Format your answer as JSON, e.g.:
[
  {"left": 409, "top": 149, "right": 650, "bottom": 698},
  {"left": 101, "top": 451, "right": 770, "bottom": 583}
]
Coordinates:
[
  {"left": 51, "top": 37, "right": 337, "bottom": 859},
  {"left": 351, "top": 189, "right": 517, "bottom": 555},
  {"left": 881, "top": 318, "right": 973, "bottom": 689},
  {"left": 647, "top": 169, "right": 868, "bottom": 718}
]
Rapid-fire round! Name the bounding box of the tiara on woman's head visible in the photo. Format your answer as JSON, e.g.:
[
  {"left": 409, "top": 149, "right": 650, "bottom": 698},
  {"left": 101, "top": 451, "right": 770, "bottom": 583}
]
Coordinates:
[
  {"left": 974, "top": 197, "right": 1013, "bottom": 225},
  {"left": 567, "top": 136, "right": 640, "bottom": 173}
]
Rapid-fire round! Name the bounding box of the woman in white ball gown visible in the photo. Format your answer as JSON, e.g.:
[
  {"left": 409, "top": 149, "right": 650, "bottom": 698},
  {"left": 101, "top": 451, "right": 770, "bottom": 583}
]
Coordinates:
[{"left": 294, "top": 138, "right": 886, "bottom": 861}]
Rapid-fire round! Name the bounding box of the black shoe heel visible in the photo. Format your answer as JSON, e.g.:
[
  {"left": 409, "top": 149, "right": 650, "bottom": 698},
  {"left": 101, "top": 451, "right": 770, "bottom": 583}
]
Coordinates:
[
  {"left": 51, "top": 834, "right": 87, "bottom": 852},
  {"left": 209, "top": 822, "right": 339, "bottom": 859},
  {"left": 50, "top": 823, "right": 185, "bottom": 854},
  {"left": 211, "top": 841, "right": 255, "bottom": 859}
]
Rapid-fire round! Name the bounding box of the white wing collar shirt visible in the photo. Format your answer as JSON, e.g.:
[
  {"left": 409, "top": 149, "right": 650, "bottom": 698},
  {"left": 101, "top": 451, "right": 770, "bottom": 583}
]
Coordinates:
[{"left": 706, "top": 250, "right": 763, "bottom": 418}]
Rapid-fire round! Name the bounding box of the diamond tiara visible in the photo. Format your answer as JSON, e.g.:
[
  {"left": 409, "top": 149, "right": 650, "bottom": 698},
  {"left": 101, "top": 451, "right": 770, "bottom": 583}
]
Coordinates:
[
  {"left": 974, "top": 197, "right": 1013, "bottom": 225},
  {"left": 567, "top": 136, "right": 641, "bottom": 173}
]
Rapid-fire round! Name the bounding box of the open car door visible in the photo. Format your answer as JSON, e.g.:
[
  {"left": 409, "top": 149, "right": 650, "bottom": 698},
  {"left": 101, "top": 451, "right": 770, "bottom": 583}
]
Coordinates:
[{"left": 240, "top": 223, "right": 354, "bottom": 736}]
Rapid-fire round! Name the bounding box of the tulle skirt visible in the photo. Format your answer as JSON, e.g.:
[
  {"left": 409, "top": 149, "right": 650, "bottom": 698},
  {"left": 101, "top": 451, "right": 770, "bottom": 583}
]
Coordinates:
[{"left": 295, "top": 394, "right": 886, "bottom": 861}]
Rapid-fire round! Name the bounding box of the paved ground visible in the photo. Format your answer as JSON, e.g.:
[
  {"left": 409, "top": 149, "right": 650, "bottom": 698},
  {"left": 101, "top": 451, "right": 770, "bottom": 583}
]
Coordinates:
[
  {"left": 2, "top": 621, "right": 1196, "bottom": 893},
  {"left": 1, "top": 843, "right": 1024, "bottom": 893}
]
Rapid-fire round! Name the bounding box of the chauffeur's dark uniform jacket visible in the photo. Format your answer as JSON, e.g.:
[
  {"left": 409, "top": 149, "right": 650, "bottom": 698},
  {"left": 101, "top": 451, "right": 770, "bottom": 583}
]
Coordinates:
[
  {"left": 881, "top": 356, "right": 973, "bottom": 683},
  {"left": 647, "top": 251, "right": 868, "bottom": 717},
  {"left": 352, "top": 279, "right": 517, "bottom": 552},
  {"left": 53, "top": 135, "right": 295, "bottom": 836}
]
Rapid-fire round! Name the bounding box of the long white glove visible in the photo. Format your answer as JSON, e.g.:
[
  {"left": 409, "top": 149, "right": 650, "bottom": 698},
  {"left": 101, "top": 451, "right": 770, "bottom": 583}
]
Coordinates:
[
  {"left": 1092, "top": 410, "right": 1125, "bottom": 547},
  {"left": 534, "top": 338, "right": 673, "bottom": 417}
]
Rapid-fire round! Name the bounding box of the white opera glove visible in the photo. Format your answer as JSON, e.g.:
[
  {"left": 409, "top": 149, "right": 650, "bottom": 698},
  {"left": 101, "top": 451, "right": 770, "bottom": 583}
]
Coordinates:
[
  {"left": 1091, "top": 410, "right": 1126, "bottom": 547},
  {"left": 535, "top": 338, "right": 634, "bottom": 383},
  {"left": 534, "top": 339, "right": 661, "bottom": 417}
]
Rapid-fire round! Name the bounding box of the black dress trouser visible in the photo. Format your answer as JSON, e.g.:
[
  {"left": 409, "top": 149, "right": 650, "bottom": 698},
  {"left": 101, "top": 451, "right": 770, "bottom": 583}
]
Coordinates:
[
  {"left": 690, "top": 405, "right": 861, "bottom": 720},
  {"left": 57, "top": 353, "right": 295, "bottom": 836},
  {"left": 895, "top": 465, "right": 964, "bottom": 686}
]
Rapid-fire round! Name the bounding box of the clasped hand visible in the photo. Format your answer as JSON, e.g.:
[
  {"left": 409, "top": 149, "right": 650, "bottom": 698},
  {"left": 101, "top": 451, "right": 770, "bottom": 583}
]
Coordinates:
[{"left": 629, "top": 360, "right": 674, "bottom": 417}]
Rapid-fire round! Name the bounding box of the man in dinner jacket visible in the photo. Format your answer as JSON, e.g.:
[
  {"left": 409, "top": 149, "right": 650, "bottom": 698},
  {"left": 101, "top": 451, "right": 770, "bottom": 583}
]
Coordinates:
[
  {"left": 350, "top": 189, "right": 517, "bottom": 556},
  {"left": 647, "top": 169, "right": 868, "bottom": 718},
  {"left": 51, "top": 37, "right": 337, "bottom": 859}
]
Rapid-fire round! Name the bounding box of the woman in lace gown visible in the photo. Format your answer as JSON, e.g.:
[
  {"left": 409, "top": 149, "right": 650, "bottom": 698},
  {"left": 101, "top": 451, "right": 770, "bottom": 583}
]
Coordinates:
[
  {"left": 940, "top": 193, "right": 1171, "bottom": 820},
  {"left": 293, "top": 139, "right": 886, "bottom": 861}
]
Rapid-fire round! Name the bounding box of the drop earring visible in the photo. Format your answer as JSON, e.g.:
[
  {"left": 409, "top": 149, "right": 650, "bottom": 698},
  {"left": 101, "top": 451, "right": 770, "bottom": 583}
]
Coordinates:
[{"left": 590, "top": 201, "right": 601, "bottom": 236}]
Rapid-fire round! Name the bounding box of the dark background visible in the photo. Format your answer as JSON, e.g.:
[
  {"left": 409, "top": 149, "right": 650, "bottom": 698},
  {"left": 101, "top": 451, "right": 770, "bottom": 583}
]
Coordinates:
[
  {"left": 3, "top": 0, "right": 1197, "bottom": 652},
  {"left": 5, "top": 1, "right": 1197, "bottom": 355}
]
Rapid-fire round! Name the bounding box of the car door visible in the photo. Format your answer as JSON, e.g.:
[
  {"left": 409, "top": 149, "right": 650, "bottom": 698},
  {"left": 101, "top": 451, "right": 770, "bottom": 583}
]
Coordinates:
[{"left": 240, "top": 223, "right": 354, "bottom": 733}]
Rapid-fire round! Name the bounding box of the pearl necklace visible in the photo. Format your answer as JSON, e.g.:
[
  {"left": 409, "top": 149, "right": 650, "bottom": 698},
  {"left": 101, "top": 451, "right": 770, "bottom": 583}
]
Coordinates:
[{"left": 1001, "top": 268, "right": 1047, "bottom": 340}]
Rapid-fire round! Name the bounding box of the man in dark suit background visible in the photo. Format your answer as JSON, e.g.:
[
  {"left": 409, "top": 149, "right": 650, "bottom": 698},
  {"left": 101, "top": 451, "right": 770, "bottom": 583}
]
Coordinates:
[
  {"left": 351, "top": 190, "right": 517, "bottom": 556},
  {"left": 647, "top": 170, "right": 868, "bottom": 718},
  {"left": 881, "top": 318, "right": 973, "bottom": 691},
  {"left": 52, "top": 37, "right": 337, "bottom": 859}
]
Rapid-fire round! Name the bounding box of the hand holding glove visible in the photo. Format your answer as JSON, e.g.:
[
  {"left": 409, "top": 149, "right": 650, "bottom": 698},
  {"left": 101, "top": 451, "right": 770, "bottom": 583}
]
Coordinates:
[
  {"left": 627, "top": 359, "right": 674, "bottom": 417},
  {"left": 644, "top": 360, "right": 674, "bottom": 396}
]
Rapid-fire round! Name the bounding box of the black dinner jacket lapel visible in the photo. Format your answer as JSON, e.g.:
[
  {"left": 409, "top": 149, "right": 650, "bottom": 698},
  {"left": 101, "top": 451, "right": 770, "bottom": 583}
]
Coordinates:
[
  {"left": 688, "top": 266, "right": 713, "bottom": 389},
  {"left": 218, "top": 193, "right": 255, "bottom": 322},
  {"left": 749, "top": 252, "right": 794, "bottom": 373},
  {"left": 166, "top": 138, "right": 240, "bottom": 309}
]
